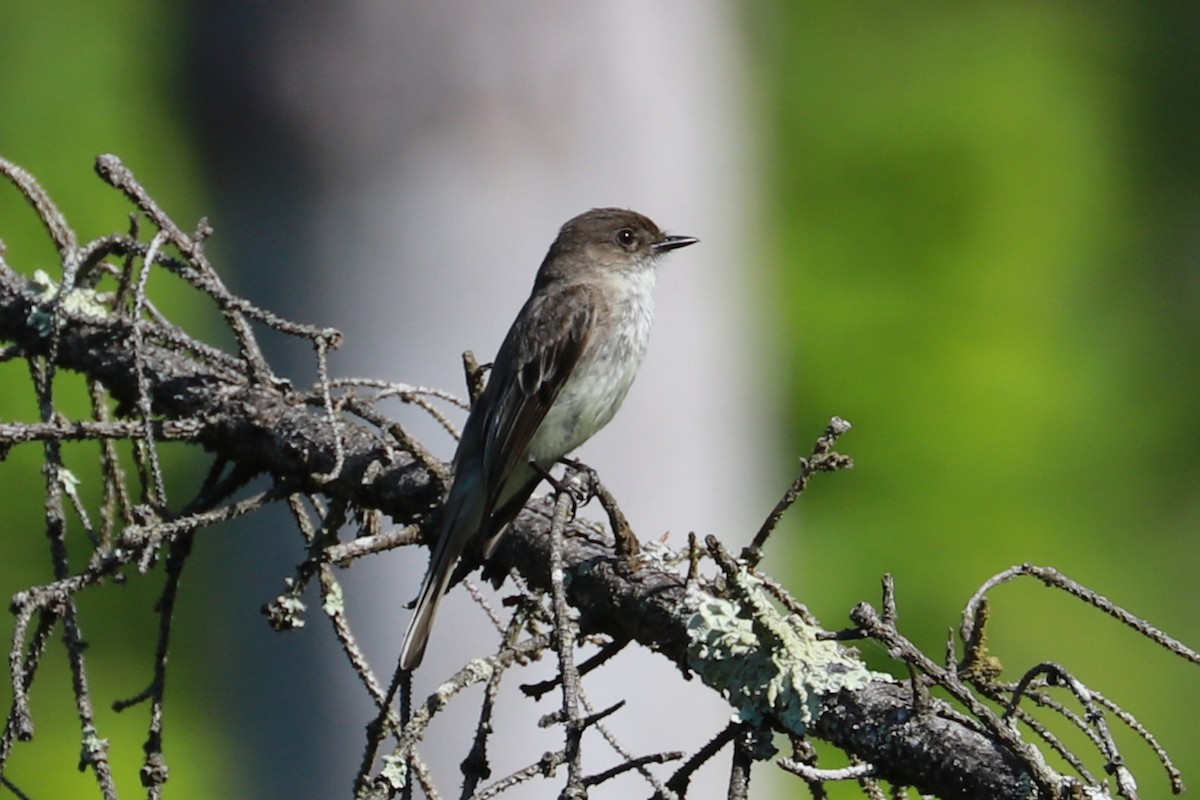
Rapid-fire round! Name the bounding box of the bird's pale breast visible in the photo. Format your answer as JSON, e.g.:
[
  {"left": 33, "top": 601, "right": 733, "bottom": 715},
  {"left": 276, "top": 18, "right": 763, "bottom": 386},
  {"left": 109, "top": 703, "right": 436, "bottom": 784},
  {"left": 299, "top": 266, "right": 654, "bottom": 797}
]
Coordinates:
[{"left": 527, "top": 269, "right": 656, "bottom": 465}]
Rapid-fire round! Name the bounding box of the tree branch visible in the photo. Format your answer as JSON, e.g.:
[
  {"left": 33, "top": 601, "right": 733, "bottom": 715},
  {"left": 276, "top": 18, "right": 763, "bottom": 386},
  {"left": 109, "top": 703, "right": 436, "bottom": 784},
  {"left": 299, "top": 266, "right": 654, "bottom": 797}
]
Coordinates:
[
  {"left": 3, "top": 155, "right": 1189, "bottom": 799},
  {"left": 0, "top": 265, "right": 440, "bottom": 522}
]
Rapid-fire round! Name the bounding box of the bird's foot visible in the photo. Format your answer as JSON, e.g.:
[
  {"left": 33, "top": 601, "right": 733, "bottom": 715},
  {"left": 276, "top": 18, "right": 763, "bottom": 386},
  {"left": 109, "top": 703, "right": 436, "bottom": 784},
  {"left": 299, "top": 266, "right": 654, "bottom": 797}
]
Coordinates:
[
  {"left": 530, "top": 461, "right": 590, "bottom": 520},
  {"left": 557, "top": 458, "right": 640, "bottom": 558},
  {"left": 558, "top": 458, "right": 601, "bottom": 507}
]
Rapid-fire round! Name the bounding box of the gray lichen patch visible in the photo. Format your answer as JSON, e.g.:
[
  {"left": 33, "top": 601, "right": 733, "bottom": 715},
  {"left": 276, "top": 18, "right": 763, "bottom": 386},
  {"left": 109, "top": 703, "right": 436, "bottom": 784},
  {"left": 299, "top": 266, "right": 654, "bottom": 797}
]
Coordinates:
[
  {"left": 685, "top": 570, "right": 885, "bottom": 736},
  {"left": 27, "top": 269, "right": 113, "bottom": 335}
]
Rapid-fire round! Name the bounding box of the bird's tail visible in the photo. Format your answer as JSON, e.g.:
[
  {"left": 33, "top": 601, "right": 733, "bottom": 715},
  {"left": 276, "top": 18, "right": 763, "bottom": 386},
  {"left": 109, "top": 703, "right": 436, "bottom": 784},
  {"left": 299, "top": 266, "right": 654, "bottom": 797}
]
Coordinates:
[
  {"left": 399, "top": 474, "right": 483, "bottom": 670},
  {"left": 398, "top": 551, "right": 453, "bottom": 671}
]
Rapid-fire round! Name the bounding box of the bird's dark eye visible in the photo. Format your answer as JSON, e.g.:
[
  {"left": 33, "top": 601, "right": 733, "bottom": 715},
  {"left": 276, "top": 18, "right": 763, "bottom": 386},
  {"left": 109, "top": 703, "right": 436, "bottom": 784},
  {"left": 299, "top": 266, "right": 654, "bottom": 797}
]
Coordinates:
[{"left": 616, "top": 228, "right": 637, "bottom": 248}]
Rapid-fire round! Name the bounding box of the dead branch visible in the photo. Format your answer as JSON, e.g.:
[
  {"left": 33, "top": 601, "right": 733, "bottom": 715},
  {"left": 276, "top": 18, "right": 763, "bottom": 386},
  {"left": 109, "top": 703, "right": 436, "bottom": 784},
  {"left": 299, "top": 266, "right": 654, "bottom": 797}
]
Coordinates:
[{"left": 0, "top": 155, "right": 1193, "bottom": 800}]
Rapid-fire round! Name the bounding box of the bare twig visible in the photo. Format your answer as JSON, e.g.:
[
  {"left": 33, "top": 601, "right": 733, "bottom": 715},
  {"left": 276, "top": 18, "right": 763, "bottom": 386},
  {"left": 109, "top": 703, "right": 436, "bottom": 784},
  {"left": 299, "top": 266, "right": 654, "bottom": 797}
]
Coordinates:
[
  {"left": 1, "top": 156, "right": 1194, "bottom": 800},
  {"left": 743, "top": 416, "right": 853, "bottom": 566},
  {"left": 547, "top": 487, "right": 586, "bottom": 798},
  {"left": 962, "top": 564, "right": 1200, "bottom": 666}
]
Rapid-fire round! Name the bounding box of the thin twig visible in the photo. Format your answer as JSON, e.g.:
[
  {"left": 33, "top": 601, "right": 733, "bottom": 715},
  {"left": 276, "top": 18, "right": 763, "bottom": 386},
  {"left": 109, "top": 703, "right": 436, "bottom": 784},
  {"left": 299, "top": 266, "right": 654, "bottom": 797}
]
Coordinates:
[
  {"left": 660, "top": 722, "right": 741, "bottom": 799},
  {"left": 963, "top": 564, "right": 1200, "bottom": 666},
  {"left": 547, "top": 487, "right": 586, "bottom": 797},
  {"left": 744, "top": 416, "right": 853, "bottom": 566}
]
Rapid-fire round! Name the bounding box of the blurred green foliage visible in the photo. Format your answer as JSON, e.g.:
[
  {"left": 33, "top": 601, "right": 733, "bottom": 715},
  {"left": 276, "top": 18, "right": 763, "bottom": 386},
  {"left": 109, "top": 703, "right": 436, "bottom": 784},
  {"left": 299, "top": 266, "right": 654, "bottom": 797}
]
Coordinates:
[
  {"left": 750, "top": 2, "right": 1200, "bottom": 794},
  {"left": 0, "top": 3, "right": 236, "bottom": 797},
  {"left": 3, "top": 1, "right": 1198, "bottom": 796}
]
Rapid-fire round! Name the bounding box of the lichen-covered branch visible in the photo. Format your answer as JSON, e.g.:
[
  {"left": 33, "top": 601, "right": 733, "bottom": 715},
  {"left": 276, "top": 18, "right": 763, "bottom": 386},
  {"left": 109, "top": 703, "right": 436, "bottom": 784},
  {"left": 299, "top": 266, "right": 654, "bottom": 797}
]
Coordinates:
[{"left": 0, "top": 155, "right": 1192, "bottom": 800}]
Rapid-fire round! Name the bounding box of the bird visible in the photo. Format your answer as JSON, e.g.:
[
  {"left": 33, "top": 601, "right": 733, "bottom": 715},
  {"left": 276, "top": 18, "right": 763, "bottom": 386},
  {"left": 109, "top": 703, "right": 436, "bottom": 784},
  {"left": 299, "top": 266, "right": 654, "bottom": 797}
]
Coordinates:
[{"left": 399, "top": 207, "right": 697, "bottom": 669}]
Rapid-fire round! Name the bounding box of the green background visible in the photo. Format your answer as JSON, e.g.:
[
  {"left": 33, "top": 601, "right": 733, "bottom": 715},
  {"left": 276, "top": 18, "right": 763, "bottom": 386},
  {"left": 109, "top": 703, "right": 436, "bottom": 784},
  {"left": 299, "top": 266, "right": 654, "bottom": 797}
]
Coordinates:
[
  {"left": 0, "top": 2, "right": 1197, "bottom": 797},
  {"left": 753, "top": 3, "right": 1200, "bottom": 795},
  {"left": 0, "top": 4, "right": 230, "bottom": 798}
]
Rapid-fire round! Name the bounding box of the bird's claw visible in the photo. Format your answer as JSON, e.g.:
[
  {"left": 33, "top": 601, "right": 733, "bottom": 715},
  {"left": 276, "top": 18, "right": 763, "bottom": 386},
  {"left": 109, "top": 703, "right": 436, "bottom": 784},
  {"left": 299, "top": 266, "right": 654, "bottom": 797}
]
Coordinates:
[
  {"left": 559, "top": 458, "right": 600, "bottom": 508},
  {"left": 531, "top": 459, "right": 599, "bottom": 520}
]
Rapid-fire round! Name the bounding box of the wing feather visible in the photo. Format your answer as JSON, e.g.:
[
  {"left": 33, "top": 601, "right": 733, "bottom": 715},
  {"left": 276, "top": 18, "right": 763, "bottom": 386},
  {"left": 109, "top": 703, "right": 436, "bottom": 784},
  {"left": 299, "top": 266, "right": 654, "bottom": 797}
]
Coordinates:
[{"left": 470, "top": 281, "right": 595, "bottom": 518}]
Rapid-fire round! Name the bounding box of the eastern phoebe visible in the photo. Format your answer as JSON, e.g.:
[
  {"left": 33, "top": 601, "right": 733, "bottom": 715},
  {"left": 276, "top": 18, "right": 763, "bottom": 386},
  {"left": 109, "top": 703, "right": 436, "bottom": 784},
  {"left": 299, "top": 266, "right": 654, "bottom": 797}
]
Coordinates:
[{"left": 399, "top": 208, "right": 698, "bottom": 669}]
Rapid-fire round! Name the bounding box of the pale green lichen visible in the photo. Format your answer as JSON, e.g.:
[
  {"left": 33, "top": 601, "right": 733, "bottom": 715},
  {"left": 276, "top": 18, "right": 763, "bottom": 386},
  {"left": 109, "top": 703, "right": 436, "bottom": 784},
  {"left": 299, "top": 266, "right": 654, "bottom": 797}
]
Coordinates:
[
  {"left": 54, "top": 466, "right": 80, "bottom": 492},
  {"left": 26, "top": 269, "right": 113, "bottom": 336},
  {"left": 443, "top": 658, "right": 496, "bottom": 694},
  {"left": 686, "top": 570, "right": 886, "bottom": 737},
  {"left": 321, "top": 578, "right": 345, "bottom": 617},
  {"left": 378, "top": 753, "right": 408, "bottom": 789}
]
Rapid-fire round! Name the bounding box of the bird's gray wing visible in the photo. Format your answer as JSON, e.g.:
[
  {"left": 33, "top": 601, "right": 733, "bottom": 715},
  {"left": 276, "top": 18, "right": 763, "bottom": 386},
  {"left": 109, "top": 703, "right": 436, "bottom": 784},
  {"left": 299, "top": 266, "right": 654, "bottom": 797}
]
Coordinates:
[
  {"left": 477, "top": 281, "right": 596, "bottom": 515},
  {"left": 398, "top": 283, "right": 595, "bottom": 670}
]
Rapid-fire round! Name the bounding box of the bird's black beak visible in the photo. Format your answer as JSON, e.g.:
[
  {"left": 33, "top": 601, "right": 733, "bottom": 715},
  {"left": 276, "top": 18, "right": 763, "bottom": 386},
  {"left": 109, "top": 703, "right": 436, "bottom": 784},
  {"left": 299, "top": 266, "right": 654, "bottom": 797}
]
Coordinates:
[{"left": 653, "top": 234, "right": 699, "bottom": 253}]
